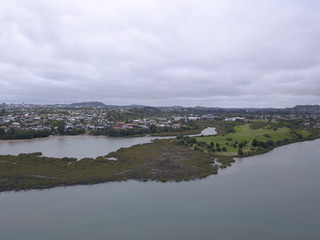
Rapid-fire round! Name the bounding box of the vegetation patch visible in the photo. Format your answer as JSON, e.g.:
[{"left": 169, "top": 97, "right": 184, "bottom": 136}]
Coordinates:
[
  {"left": 182, "top": 121, "right": 319, "bottom": 157},
  {"left": 0, "top": 139, "right": 219, "bottom": 192}
]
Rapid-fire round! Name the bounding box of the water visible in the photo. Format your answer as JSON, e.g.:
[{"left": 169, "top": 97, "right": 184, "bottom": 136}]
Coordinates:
[
  {"left": 0, "top": 135, "right": 164, "bottom": 159},
  {"left": 0, "top": 127, "right": 217, "bottom": 159},
  {"left": 199, "top": 127, "right": 216, "bottom": 136},
  {"left": 189, "top": 126, "right": 216, "bottom": 137},
  {"left": 0, "top": 139, "right": 319, "bottom": 240}
]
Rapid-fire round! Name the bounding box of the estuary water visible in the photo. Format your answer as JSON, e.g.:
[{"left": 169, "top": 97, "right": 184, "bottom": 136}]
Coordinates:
[
  {"left": 0, "top": 139, "right": 319, "bottom": 239},
  {"left": 0, "top": 135, "right": 166, "bottom": 159},
  {"left": 0, "top": 127, "right": 216, "bottom": 159}
]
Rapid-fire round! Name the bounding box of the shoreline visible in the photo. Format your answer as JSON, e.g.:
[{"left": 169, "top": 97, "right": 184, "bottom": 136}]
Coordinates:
[
  {"left": 219, "top": 135, "right": 320, "bottom": 158},
  {"left": 0, "top": 127, "right": 216, "bottom": 144},
  {"left": 0, "top": 122, "right": 218, "bottom": 142},
  {"left": 0, "top": 134, "right": 114, "bottom": 144},
  {"left": 0, "top": 130, "right": 202, "bottom": 142}
]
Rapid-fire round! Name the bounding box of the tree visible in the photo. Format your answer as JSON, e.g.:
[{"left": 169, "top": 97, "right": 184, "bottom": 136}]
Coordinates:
[
  {"left": 176, "top": 135, "right": 184, "bottom": 140},
  {"left": 186, "top": 137, "right": 197, "bottom": 144},
  {"left": 0, "top": 128, "right": 4, "bottom": 137},
  {"left": 238, "top": 148, "right": 244, "bottom": 155},
  {"left": 57, "top": 121, "right": 65, "bottom": 135},
  {"left": 252, "top": 139, "right": 257, "bottom": 147},
  {"left": 266, "top": 140, "right": 274, "bottom": 147}
]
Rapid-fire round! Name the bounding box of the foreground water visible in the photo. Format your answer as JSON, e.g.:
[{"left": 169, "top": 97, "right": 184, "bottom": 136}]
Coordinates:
[
  {"left": 0, "top": 127, "right": 216, "bottom": 159},
  {"left": 0, "top": 139, "right": 319, "bottom": 240}
]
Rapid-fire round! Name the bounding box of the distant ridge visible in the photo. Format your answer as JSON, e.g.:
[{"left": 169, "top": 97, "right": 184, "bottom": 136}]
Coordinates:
[
  {"left": 4, "top": 102, "right": 320, "bottom": 113},
  {"left": 292, "top": 105, "right": 320, "bottom": 113},
  {"left": 70, "top": 101, "right": 106, "bottom": 107},
  {"left": 41, "top": 103, "right": 320, "bottom": 113}
]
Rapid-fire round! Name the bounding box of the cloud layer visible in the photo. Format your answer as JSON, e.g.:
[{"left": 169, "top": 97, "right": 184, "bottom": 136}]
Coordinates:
[{"left": 1, "top": 0, "right": 320, "bottom": 107}]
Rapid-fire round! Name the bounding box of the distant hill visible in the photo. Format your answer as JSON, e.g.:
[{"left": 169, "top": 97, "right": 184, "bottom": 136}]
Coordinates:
[
  {"left": 27, "top": 102, "right": 320, "bottom": 114},
  {"left": 70, "top": 101, "right": 106, "bottom": 107},
  {"left": 292, "top": 105, "right": 320, "bottom": 113},
  {"left": 124, "top": 104, "right": 147, "bottom": 108},
  {"left": 131, "top": 106, "right": 161, "bottom": 114}
]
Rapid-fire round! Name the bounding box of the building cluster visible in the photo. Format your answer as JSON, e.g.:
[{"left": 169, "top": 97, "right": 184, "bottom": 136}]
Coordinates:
[
  {"left": 254, "top": 113, "right": 320, "bottom": 127},
  {"left": 0, "top": 106, "right": 187, "bottom": 133},
  {"left": 0, "top": 103, "right": 319, "bottom": 133}
]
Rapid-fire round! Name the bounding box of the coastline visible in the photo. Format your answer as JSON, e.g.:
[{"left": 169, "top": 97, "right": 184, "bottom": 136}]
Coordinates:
[
  {"left": 0, "top": 121, "right": 219, "bottom": 142},
  {"left": 0, "top": 130, "right": 200, "bottom": 142},
  {"left": 221, "top": 135, "right": 320, "bottom": 158},
  {"left": 0, "top": 126, "right": 216, "bottom": 144},
  {"left": 0, "top": 134, "right": 110, "bottom": 144}
]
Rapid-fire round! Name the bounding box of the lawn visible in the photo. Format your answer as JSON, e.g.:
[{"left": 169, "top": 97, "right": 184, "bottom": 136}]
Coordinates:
[{"left": 194, "top": 122, "right": 313, "bottom": 156}]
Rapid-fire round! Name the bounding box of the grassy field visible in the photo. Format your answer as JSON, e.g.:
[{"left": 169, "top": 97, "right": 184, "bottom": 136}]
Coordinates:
[{"left": 190, "top": 121, "right": 317, "bottom": 156}]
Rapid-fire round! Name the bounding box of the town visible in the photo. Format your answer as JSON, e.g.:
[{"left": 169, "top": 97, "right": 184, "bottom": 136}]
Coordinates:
[{"left": 0, "top": 102, "right": 319, "bottom": 140}]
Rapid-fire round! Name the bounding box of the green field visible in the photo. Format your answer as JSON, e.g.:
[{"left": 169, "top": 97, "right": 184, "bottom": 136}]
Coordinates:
[{"left": 185, "top": 121, "right": 317, "bottom": 156}]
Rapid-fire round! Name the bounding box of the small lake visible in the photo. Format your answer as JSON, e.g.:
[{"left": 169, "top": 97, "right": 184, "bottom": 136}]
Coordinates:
[
  {"left": 0, "top": 127, "right": 217, "bottom": 159},
  {"left": 0, "top": 139, "right": 319, "bottom": 239}
]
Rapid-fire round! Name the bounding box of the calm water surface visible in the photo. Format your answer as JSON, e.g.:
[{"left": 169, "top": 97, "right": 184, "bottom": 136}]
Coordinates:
[
  {"left": 0, "top": 139, "right": 319, "bottom": 240},
  {"left": 0, "top": 135, "right": 164, "bottom": 159},
  {"left": 0, "top": 127, "right": 216, "bottom": 159}
]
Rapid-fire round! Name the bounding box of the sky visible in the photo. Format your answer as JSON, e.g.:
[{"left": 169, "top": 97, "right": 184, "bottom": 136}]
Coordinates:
[{"left": 0, "top": 0, "right": 320, "bottom": 108}]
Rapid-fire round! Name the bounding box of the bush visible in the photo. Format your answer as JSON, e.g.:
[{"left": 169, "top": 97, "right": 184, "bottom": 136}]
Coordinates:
[
  {"left": 266, "top": 140, "right": 274, "bottom": 147},
  {"left": 176, "top": 135, "right": 184, "bottom": 140},
  {"left": 194, "top": 146, "right": 200, "bottom": 151},
  {"left": 252, "top": 139, "right": 257, "bottom": 147},
  {"left": 238, "top": 148, "right": 244, "bottom": 155},
  {"left": 186, "top": 137, "right": 197, "bottom": 144}
]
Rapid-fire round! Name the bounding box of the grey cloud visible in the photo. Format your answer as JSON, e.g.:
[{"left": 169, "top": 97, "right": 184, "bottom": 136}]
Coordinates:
[{"left": 0, "top": 0, "right": 319, "bottom": 107}]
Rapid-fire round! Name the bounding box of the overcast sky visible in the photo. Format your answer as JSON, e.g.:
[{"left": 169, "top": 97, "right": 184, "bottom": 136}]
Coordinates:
[{"left": 1, "top": 0, "right": 320, "bottom": 107}]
